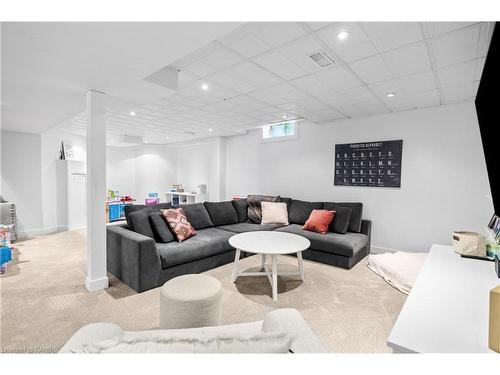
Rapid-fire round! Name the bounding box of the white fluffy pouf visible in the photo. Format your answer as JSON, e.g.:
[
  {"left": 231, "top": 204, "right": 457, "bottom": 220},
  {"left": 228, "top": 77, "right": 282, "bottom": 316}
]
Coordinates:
[
  {"left": 160, "top": 274, "right": 223, "bottom": 329},
  {"left": 367, "top": 252, "right": 428, "bottom": 294}
]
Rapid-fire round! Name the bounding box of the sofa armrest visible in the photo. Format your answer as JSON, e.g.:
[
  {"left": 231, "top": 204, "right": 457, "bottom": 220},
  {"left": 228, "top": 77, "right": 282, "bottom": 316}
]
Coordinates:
[
  {"left": 261, "top": 308, "right": 327, "bottom": 353},
  {"left": 361, "top": 219, "right": 372, "bottom": 253},
  {"left": 107, "top": 225, "right": 161, "bottom": 292},
  {"left": 59, "top": 323, "right": 124, "bottom": 353}
]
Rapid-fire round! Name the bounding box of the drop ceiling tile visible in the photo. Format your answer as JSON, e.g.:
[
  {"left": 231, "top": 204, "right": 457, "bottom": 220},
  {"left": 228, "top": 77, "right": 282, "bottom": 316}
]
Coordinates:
[
  {"left": 252, "top": 50, "right": 307, "bottom": 80},
  {"left": 349, "top": 55, "right": 393, "bottom": 84},
  {"left": 183, "top": 60, "right": 218, "bottom": 78},
  {"left": 247, "top": 88, "right": 287, "bottom": 106},
  {"left": 397, "top": 71, "right": 436, "bottom": 93},
  {"left": 427, "top": 22, "right": 477, "bottom": 37},
  {"left": 224, "top": 62, "right": 282, "bottom": 91},
  {"left": 254, "top": 22, "right": 306, "bottom": 47},
  {"left": 307, "top": 22, "right": 331, "bottom": 31},
  {"left": 382, "top": 42, "right": 431, "bottom": 77},
  {"left": 316, "top": 22, "right": 377, "bottom": 63},
  {"left": 368, "top": 79, "right": 404, "bottom": 98},
  {"left": 430, "top": 25, "right": 482, "bottom": 67},
  {"left": 265, "top": 83, "right": 309, "bottom": 102},
  {"left": 224, "top": 33, "right": 272, "bottom": 58},
  {"left": 312, "top": 66, "right": 362, "bottom": 92},
  {"left": 438, "top": 59, "right": 480, "bottom": 87},
  {"left": 364, "top": 22, "right": 423, "bottom": 52},
  {"left": 289, "top": 75, "right": 324, "bottom": 97},
  {"left": 440, "top": 81, "right": 479, "bottom": 103},
  {"left": 296, "top": 97, "right": 330, "bottom": 112},
  {"left": 201, "top": 48, "right": 243, "bottom": 70},
  {"left": 278, "top": 36, "right": 329, "bottom": 74},
  {"left": 410, "top": 89, "right": 440, "bottom": 108}
]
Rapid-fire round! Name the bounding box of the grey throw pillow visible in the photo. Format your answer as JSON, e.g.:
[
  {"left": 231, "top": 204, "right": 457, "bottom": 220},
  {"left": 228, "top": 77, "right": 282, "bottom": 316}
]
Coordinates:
[
  {"left": 323, "top": 203, "right": 352, "bottom": 234},
  {"left": 334, "top": 202, "right": 363, "bottom": 233},
  {"left": 125, "top": 203, "right": 172, "bottom": 227},
  {"left": 247, "top": 195, "right": 280, "bottom": 224},
  {"left": 128, "top": 207, "right": 154, "bottom": 239},
  {"left": 148, "top": 212, "right": 174, "bottom": 243}
]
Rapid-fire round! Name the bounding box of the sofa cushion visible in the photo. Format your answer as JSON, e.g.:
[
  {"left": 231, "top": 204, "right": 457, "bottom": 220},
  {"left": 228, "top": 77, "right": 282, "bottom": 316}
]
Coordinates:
[
  {"left": 217, "top": 222, "right": 286, "bottom": 234},
  {"left": 334, "top": 202, "right": 363, "bottom": 233},
  {"left": 204, "top": 201, "right": 239, "bottom": 226},
  {"left": 231, "top": 199, "right": 248, "bottom": 223},
  {"left": 275, "top": 224, "right": 368, "bottom": 258},
  {"left": 303, "top": 209, "right": 334, "bottom": 234},
  {"left": 162, "top": 208, "right": 197, "bottom": 242},
  {"left": 280, "top": 197, "right": 293, "bottom": 213},
  {"left": 181, "top": 203, "right": 214, "bottom": 230},
  {"left": 261, "top": 202, "right": 289, "bottom": 225},
  {"left": 125, "top": 203, "right": 172, "bottom": 226},
  {"left": 323, "top": 203, "right": 352, "bottom": 234},
  {"left": 128, "top": 207, "right": 155, "bottom": 239},
  {"left": 157, "top": 228, "right": 234, "bottom": 268},
  {"left": 247, "top": 195, "right": 280, "bottom": 224},
  {"left": 148, "top": 212, "right": 174, "bottom": 243},
  {"left": 289, "top": 200, "right": 324, "bottom": 225}
]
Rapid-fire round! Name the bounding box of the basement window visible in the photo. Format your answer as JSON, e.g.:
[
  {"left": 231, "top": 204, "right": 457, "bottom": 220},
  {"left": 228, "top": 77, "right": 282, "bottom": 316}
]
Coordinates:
[{"left": 262, "top": 121, "right": 299, "bottom": 142}]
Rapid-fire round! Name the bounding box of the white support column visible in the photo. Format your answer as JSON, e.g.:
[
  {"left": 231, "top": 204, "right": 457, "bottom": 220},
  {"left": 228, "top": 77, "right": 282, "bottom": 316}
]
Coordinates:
[{"left": 85, "top": 89, "right": 108, "bottom": 292}]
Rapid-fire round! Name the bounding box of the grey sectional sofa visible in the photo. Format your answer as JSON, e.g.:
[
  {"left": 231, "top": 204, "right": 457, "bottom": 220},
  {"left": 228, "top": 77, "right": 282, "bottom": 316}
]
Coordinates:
[{"left": 107, "top": 197, "right": 371, "bottom": 292}]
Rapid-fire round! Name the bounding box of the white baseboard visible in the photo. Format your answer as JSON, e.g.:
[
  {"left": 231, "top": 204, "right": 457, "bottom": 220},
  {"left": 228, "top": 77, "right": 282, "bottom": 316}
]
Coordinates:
[{"left": 85, "top": 276, "right": 109, "bottom": 292}]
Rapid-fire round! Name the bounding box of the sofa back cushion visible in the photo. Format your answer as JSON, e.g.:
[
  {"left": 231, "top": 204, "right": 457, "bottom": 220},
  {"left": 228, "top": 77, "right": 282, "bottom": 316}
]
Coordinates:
[
  {"left": 128, "top": 207, "right": 155, "bottom": 239},
  {"left": 125, "top": 203, "right": 172, "bottom": 226},
  {"left": 204, "top": 201, "right": 239, "bottom": 226},
  {"left": 231, "top": 199, "right": 248, "bottom": 223},
  {"left": 323, "top": 203, "right": 352, "bottom": 234},
  {"left": 334, "top": 202, "right": 363, "bottom": 233},
  {"left": 149, "top": 212, "right": 174, "bottom": 243},
  {"left": 289, "top": 200, "right": 324, "bottom": 225},
  {"left": 247, "top": 195, "right": 280, "bottom": 224},
  {"left": 161, "top": 208, "right": 196, "bottom": 242},
  {"left": 279, "top": 197, "right": 293, "bottom": 213},
  {"left": 181, "top": 203, "right": 214, "bottom": 230}
]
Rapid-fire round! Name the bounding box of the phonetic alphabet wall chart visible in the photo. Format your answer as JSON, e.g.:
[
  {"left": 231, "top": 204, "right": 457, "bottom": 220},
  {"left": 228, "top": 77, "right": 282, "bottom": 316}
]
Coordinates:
[{"left": 334, "top": 140, "right": 403, "bottom": 188}]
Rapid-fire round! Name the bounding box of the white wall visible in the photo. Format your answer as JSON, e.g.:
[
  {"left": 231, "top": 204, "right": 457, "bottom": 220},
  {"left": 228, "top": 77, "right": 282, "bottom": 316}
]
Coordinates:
[
  {"left": 225, "top": 101, "right": 494, "bottom": 253},
  {"left": 134, "top": 144, "right": 177, "bottom": 202},
  {"left": 107, "top": 146, "right": 137, "bottom": 197},
  {"left": 41, "top": 128, "right": 86, "bottom": 232},
  {"left": 175, "top": 137, "right": 225, "bottom": 201},
  {"left": 1, "top": 130, "right": 44, "bottom": 236}
]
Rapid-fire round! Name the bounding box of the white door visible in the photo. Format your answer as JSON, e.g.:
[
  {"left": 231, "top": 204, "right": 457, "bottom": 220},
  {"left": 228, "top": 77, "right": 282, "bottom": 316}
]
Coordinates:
[{"left": 69, "top": 171, "right": 87, "bottom": 230}]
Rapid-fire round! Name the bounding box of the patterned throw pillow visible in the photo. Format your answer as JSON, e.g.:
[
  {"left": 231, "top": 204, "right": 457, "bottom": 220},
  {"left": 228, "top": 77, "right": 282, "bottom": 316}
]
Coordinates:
[
  {"left": 247, "top": 195, "right": 280, "bottom": 224},
  {"left": 161, "top": 208, "right": 196, "bottom": 242}
]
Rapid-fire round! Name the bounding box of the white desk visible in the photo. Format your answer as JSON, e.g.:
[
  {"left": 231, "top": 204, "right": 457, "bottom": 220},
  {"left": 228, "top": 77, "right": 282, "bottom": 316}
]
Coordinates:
[{"left": 387, "top": 244, "right": 499, "bottom": 353}]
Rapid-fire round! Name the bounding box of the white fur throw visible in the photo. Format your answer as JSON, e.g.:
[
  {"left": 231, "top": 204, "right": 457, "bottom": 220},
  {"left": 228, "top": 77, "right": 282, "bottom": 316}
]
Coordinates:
[{"left": 368, "top": 252, "right": 428, "bottom": 294}]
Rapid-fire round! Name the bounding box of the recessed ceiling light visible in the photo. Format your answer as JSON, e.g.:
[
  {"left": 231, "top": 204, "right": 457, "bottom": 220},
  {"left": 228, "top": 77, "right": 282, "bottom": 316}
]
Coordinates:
[
  {"left": 129, "top": 111, "right": 136, "bottom": 116},
  {"left": 282, "top": 115, "right": 288, "bottom": 119},
  {"left": 165, "top": 136, "right": 169, "bottom": 139},
  {"left": 386, "top": 92, "right": 396, "bottom": 98},
  {"left": 201, "top": 83, "right": 209, "bottom": 91},
  {"left": 337, "top": 31, "right": 350, "bottom": 41},
  {"left": 208, "top": 128, "right": 213, "bottom": 132}
]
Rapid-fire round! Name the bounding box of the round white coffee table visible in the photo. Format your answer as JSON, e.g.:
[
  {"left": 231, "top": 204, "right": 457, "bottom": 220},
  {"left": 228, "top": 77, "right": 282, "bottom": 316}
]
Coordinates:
[{"left": 229, "top": 231, "right": 310, "bottom": 301}]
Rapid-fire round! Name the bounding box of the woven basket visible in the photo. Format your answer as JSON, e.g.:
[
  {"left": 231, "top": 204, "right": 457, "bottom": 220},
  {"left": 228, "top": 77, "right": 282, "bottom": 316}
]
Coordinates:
[{"left": 452, "top": 231, "right": 486, "bottom": 257}]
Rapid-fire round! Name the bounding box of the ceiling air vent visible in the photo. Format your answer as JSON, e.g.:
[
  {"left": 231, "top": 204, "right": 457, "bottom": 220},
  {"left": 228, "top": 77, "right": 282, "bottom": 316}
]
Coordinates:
[{"left": 307, "top": 51, "right": 335, "bottom": 67}]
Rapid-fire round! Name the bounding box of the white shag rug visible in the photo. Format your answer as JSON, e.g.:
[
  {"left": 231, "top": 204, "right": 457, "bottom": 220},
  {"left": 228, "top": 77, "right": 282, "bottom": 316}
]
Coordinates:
[{"left": 368, "top": 252, "right": 428, "bottom": 294}]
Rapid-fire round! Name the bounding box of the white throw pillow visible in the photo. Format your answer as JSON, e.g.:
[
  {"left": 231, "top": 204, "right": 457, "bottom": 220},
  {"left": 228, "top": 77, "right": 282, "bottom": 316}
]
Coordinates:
[
  {"left": 79, "top": 332, "right": 291, "bottom": 353},
  {"left": 261, "top": 202, "right": 289, "bottom": 225}
]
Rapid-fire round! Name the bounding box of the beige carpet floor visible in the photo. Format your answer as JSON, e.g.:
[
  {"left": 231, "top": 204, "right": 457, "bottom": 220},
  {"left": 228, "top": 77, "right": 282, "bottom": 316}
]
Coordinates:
[{"left": 0, "top": 229, "right": 406, "bottom": 353}]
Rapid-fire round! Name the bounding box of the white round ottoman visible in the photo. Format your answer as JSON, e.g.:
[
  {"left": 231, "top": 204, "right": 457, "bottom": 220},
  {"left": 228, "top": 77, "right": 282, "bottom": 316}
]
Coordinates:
[{"left": 160, "top": 274, "right": 222, "bottom": 329}]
